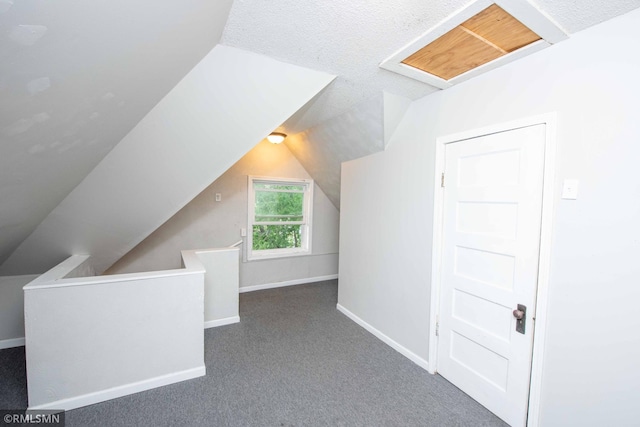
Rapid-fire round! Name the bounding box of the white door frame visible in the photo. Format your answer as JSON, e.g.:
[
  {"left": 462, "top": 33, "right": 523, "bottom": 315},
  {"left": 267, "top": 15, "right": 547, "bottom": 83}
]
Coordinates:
[{"left": 428, "top": 113, "right": 557, "bottom": 427}]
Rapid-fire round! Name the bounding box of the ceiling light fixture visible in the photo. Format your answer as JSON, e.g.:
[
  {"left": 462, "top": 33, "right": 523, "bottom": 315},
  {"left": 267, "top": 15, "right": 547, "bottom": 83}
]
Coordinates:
[{"left": 267, "top": 132, "right": 286, "bottom": 144}]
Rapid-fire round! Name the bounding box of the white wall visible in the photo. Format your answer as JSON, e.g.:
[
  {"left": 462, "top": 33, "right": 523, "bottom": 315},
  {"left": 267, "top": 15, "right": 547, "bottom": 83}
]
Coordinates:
[
  {"left": 383, "top": 91, "right": 412, "bottom": 148},
  {"left": 339, "top": 8, "right": 640, "bottom": 426},
  {"left": 195, "top": 248, "right": 240, "bottom": 328},
  {"left": 0, "top": 275, "right": 38, "bottom": 348},
  {"left": 285, "top": 95, "right": 385, "bottom": 208},
  {"left": 284, "top": 92, "right": 412, "bottom": 209},
  {"left": 0, "top": 45, "right": 334, "bottom": 276},
  {"left": 107, "top": 140, "right": 340, "bottom": 289},
  {"left": 25, "top": 254, "right": 206, "bottom": 410}
]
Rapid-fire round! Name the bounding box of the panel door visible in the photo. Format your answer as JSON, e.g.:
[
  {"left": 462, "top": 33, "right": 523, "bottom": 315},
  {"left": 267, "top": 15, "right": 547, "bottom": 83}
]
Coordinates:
[{"left": 437, "top": 124, "right": 546, "bottom": 426}]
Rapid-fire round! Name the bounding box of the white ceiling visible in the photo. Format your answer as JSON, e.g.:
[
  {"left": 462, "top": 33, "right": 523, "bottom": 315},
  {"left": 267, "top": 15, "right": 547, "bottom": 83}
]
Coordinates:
[
  {"left": 221, "top": 0, "right": 451, "bottom": 133},
  {"left": 0, "top": 0, "right": 234, "bottom": 266},
  {"left": 1, "top": 0, "right": 640, "bottom": 271},
  {"left": 221, "top": 0, "right": 640, "bottom": 134},
  {"left": 535, "top": 0, "right": 640, "bottom": 33}
]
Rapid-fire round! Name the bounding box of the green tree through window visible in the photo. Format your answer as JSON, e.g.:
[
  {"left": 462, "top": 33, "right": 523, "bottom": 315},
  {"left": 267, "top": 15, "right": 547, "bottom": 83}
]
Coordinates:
[{"left": 248, "top": 178, "right": 313, "bottom": 259}]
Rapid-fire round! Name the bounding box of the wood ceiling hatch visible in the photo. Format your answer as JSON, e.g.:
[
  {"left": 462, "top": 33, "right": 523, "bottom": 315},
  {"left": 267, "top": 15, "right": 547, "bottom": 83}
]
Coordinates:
[{"left": 379, "top": 0, "right": 568, "bottom": 89}]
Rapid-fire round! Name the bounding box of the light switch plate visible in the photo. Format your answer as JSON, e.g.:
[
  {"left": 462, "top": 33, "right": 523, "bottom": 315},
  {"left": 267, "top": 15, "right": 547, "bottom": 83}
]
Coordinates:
[
  {"left": 215, "top": 193, "right": 221, "bottom": 202},
  {"left": 561, "top": 179, "right": 579, "bottom": 200}
]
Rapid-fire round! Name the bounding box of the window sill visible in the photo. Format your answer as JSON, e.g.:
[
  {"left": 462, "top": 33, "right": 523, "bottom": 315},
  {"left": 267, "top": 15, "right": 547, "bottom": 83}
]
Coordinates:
[{"left": 246, "top": 249, "right": 311, "bottom": 262}]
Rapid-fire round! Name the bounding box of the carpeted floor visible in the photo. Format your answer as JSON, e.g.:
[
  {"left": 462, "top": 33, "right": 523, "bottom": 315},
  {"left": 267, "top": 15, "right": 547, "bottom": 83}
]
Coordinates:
[{"left": 0, "top": 280, "right": 506, "bottom": 426}]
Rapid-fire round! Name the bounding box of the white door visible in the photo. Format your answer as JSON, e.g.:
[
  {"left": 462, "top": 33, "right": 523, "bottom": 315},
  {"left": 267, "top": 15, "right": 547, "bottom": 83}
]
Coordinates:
[{"left": 437, "top": 124, "right": 546, "bottom": 426}]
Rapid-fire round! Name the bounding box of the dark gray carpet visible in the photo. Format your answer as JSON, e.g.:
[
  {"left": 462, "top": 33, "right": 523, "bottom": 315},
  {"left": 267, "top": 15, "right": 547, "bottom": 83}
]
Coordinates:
[
  {"left": 0, "top": 280, "right": 506, "bottom": 426},
  {"left": 0, "top": 346, "right": 28, "bottom": 410}
]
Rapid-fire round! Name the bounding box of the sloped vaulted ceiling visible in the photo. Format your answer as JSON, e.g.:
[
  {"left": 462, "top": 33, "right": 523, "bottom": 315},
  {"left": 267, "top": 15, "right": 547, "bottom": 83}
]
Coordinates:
[
  {"left": 0, "top": 46, "right": 334, "bottom": 275},
  {"left": 0, "top": 0, "right": 234, "bottom": 267},
  {"left": 2, "top": 0, "right": 640, "bottom": 273}
]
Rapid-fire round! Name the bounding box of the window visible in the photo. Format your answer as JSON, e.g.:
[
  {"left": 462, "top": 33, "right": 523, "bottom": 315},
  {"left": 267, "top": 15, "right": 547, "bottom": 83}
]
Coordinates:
[{"left": 247, "top": 176, "right": 313, "bottom": 260}]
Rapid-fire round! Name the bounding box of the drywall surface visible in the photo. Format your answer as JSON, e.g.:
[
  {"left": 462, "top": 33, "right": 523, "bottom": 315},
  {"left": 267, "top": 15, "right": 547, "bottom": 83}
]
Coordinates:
[
  {"left": 107, "top": 141, "right": 340, "bottom": 289},
  {"left": 285, "top": 95, "right": 385, "bottom": 208},
  {"left": 0, "top": 0, "right": 234, "bottom": 268},
  {"left": 195, "top": 248, "right": 240, "bottom": 327},
  {"left": 338, "top": 8, "right": 640, "bottom": 426},
  {"left": 339, "top": 135, "right": 432, "bottom": 362},
  {"left": 383, "top": 92, "right": 412, "bottom": 148},
  {"left": 24, "top": 253, "right": 206, "bottom": 410},
  {"left": 284, "top": 92, "right": 412, "bottom": 209},
  {"left": 0, "top": 45, "right": 334, "bottom": 275},
  {"left": 0, "top": 274, "right": 38, "bottom": 347}
]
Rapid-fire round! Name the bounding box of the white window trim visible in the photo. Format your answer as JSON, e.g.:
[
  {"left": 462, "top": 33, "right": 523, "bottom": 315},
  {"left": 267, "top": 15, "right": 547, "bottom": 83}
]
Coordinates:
[{"left": 246, "top": 176, "right": 314, "bottom": 261}]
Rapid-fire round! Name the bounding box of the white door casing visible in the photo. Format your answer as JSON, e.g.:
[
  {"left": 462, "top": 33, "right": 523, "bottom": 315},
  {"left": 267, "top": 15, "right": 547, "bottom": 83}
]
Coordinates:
[{"left": 430, "top": 118, "right": 554, "bottom": 427}]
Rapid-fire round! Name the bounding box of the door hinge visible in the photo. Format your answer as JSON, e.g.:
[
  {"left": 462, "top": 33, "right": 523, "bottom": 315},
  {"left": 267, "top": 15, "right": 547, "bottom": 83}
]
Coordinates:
[
  {"left": 435, "top": 321, "right": 440, "bottom": 337},
  {"left": 441, "top": 172, "right": 445, "bottom": 188}
]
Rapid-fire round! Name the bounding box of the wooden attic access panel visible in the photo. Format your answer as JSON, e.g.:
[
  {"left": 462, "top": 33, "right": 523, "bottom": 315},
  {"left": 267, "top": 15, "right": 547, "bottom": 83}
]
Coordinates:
[{"left": 402, "top": 4, "right": 541, "bottom": 80}]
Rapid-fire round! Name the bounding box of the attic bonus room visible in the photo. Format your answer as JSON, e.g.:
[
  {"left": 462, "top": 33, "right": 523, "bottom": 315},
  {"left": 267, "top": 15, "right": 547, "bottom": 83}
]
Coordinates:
[{"left": 1, "top": 1, "right": 639, "bottom": 426}]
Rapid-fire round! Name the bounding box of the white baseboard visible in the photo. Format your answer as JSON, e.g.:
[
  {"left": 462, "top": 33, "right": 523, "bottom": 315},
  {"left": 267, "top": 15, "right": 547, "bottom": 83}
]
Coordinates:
[
  {"left": 29, "top": 366, "right": 206, "bottom": 411},
  {"left": 336, "top": 304, "right": 430, "bottom": 372},
  {"left": 204, "top": 316, "right": 240, "bottom": 329},
  {"left": 239, "top": 274, "right": 338, "bottom": 293},
  {"left": 0, "top": 337, "right": 25, "bottom": 350}
]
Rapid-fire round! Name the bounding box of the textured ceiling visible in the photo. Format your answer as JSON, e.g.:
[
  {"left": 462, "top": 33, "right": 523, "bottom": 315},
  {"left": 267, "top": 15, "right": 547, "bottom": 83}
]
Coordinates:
[
  {"left": 221, "top": 0, "right": 457, "bottom": 133},
  {"left": 286, "top": 95, "right": 385, "bottom": 208},
  {"left": 222, "top": 0, "right": 640, "bottom": 134},
  {"left": 535, "top": 0, "right": 640, "bottom": 33},
  {"left": 0, "top": 0, "right": 234, "bottom": 266}
]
